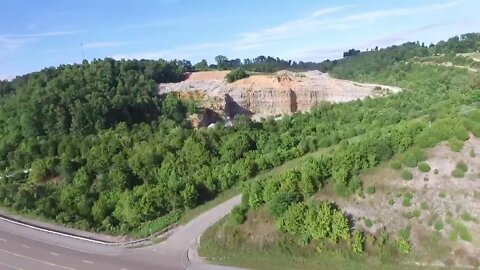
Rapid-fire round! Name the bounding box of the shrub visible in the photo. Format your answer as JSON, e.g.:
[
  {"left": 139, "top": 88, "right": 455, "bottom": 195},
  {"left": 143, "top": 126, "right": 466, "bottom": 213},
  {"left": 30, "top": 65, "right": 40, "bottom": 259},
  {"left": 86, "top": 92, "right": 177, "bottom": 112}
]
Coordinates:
[
  {"left": 449, "top": 138, "right": 464, "bottom": 152},
  {"left": 470, "top": 149, "right": 476, "bottom": 157},
  {"left": 412, "top": 209, "right": 421, "bottom": 218},
  {"left": 230, "top": 205, "right": 248, "bottom": 224},
  {"left": 439, "top": 192, "right": 447, "bottom": 198},
  {"left": 418, "top": 162, "right": 431, "bottom": 172},
  {"left": 364, "top": 218, "right": 373, "bottom": 228},
  {"left": 420, "top": 202, "right": 428, "bottom": 210},
  {"left": 402, "top": 152, "right": 418, "bottom": 168},
  {"left": 456, "top": 161, "right": 468, "bottom": 172},
  {"left": 433, "top": 168, "right": 439, "bottom": 174},
  {"left": 349, "top": 177, "right": 362, "bottom": 193},
  {"left": 267, "top": 191, "right": 301, "bottom": 218},
  {"left": 412, "top": 148, "right": 426, "bottom": 162},
  {"left": 390, "top": 161, "right": 402, "bottom": 170},
  {"left": 366, "top": 186, "right": 376, "bottom": 195},
  {"left": 396, "top": 237, "right": 411, "bottom": 254},
  {"left": 451, "top": 169, "right": 465, "bottom": 178},
  {"left": 388, "top": 198, "right": 395, "bottom": 206},
  {"left": 225, "top": 68, "right": 249, "bottom": 83},
  {"left": 351, "top": 230, "right": 365, "bottom": 254},
  {"left": 402, "top": 198, "right": 411, "bottom": 207},
  {"left": 434, "top": 221, "right": 443, "bottom": 231},
  {"left": 400, "top": 170, "right": 413, "bottom": 181}
]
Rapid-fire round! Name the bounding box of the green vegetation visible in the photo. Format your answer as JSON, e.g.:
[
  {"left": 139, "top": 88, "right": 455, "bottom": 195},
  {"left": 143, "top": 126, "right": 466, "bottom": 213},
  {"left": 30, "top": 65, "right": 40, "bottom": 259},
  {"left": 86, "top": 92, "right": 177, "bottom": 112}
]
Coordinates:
[
  {"left": 433, "top": 168, "right": 439, "bottom": 175},
  {"left": 402, "top": 198, "right": 412, "bottom": 207},
  {"left": 456, "top": 161, "right": 468, "bottom": 172},
  {"left": 199, "top": 33, "right": 480, "bottom": 269},
  {"left": 402, "top": 152, "right": 418, "bottom": 168},
  {"left": 390, "top": 160, "right": 402, "bottom": 170},
  {"left": 364, "top": 218, "right": 373, "bottom": 228},
  {"left": 366, "top": 186, "right": 376, "bottom": 195},
  {"left": 451, "top": 169, "right": 465, "bottom": 178},
  {"left": 351, "top": 230, "right": 365, "bottom": 254},
  {"left": 439, "top": 192, "right": 447, "bottom": 198},
  {"left": 434, "top": 221, "right": 443, "bottom": 231},
  {"left": 417, "top": 162, "right": 431, "bottom": 172},
  {"left": 225, "top": 68, "right": 249, "bottom": 83},
  {"left": 452, "top": 222, "right": 472, "bottom": 242},
  {"left": 400, "top": 170, "right": 413, "bottom": 181}
]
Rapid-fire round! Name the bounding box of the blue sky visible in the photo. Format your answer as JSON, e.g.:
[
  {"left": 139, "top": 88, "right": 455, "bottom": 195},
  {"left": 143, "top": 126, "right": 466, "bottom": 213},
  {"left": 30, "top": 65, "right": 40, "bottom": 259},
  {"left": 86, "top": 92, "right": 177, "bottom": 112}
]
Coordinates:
[{"left": 1, "top": 0, "right": 479, "bottom": 79}]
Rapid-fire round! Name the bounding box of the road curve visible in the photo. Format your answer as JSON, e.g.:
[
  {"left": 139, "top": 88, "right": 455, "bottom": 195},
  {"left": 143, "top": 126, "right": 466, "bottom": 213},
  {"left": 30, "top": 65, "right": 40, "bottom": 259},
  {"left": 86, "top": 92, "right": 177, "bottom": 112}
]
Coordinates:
[{"left": 0, "top": 195, "right": 245, "bottom": 270}]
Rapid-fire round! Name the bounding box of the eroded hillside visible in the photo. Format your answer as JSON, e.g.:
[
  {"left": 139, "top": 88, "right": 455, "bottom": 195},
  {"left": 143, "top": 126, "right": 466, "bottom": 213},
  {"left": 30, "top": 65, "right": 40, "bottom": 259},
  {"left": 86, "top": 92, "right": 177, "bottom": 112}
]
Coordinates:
[{"left": 159, "top": 70, "right": 401, "bottom": 124}]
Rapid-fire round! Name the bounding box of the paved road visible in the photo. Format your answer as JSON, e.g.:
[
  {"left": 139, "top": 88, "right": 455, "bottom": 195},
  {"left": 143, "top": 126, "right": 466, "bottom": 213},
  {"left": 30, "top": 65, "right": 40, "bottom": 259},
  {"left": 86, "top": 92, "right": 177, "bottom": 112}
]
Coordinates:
[{"left": 0, "top": 195, "right": 244, "bottom": 270}]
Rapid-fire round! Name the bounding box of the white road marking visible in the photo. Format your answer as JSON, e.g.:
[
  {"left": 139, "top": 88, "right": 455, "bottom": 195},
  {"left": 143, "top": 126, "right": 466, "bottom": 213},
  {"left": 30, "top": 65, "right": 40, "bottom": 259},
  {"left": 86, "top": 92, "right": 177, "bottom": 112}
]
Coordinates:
[
  {"left": 21, "top": 245, "right": 30, "bottom": 249},
  {"left": 82, "top": 260, "right": 93, "bottom": 264},
  {"left": 0, "top": 238, "right": 6, "bottom": 242},
  {"left": 0, "top": 262, "right": 18, "bottom": 270},
  {"left": 50, "top": 252, "right": 60, "bottom": 256},
  {"left": 0, "top": 248, "right": 75, "bottom": 270}
]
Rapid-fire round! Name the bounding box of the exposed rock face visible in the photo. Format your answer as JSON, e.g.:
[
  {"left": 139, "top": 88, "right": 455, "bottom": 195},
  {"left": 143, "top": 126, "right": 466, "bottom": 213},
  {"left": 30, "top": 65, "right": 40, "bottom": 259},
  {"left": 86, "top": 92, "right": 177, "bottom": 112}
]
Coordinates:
[{"left": 158, "top": 70, "right": 401, "bottom": 124}]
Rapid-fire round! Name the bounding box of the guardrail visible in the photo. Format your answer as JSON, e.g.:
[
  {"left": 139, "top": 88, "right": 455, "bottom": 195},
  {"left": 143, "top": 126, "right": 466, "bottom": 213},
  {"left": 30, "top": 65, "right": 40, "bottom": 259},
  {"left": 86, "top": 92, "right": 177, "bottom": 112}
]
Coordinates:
[{"left": 0, "top": 213, "right": 176, "bottom": 247}]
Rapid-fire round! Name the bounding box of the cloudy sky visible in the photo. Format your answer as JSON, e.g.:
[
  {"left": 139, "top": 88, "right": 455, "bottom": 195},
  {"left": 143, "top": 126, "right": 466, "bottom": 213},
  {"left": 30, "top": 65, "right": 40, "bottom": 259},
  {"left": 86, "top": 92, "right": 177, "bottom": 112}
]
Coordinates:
[{"left": 1, "top": 0, "right": 479, "bottom": 79}]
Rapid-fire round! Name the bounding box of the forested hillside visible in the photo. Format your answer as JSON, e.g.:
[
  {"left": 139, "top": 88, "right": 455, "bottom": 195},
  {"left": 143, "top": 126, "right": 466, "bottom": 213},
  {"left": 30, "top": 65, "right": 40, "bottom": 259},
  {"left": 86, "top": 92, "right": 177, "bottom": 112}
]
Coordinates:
[{"left": 0, "top": 33, "right": 479, "bottom": 236}]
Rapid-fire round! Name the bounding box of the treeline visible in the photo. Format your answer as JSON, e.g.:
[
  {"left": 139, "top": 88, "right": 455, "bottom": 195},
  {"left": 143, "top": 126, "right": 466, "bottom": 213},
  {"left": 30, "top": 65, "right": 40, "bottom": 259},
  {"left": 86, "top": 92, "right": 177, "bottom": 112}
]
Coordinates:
[
  {"left": 0, "top": 34, "right": 479, "bottom": 235},
  {"left": 319, "top": 32, "right": 480, "bottom": 80},
  {"left": 196, "top": 55, "right": 320, "bottom": 73}
]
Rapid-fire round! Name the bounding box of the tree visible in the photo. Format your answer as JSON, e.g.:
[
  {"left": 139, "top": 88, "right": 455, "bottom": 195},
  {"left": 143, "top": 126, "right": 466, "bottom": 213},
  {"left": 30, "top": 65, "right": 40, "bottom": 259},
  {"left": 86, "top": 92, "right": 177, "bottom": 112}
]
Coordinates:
[
  {"left": 215, "top": 55, "right": 229, "bottom": 70},
  {"left": 194, "top": 59, "right": 209, "bottom": 71}
]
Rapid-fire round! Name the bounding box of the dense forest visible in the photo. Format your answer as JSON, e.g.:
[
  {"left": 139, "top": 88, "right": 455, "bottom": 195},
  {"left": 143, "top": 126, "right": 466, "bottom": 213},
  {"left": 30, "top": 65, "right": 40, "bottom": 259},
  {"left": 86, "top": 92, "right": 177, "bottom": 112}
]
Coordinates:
[{"left": 0, "top": 33, "right": 479, "bottom": 236}]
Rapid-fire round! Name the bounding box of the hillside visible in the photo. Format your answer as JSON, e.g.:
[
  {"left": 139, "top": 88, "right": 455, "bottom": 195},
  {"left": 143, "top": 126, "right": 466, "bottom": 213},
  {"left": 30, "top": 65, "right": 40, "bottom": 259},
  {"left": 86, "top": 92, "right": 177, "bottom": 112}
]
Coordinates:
[
  {"left": 159, "top": 70, "right": 400, "bottom": 123},
  {"left": 199, "top": 33, "right": 480, "bottom": 270}
]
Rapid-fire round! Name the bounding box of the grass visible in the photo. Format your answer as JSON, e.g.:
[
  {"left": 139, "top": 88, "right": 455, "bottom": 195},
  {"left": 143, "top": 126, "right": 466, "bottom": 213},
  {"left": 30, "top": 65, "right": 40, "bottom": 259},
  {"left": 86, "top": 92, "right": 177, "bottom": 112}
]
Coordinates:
[
  {"left": 366, "top": 186, "right": 376, "bottom": 195},
  {"left": 451, "top": 222, "right": 472, "bottom": 242},
  {"left": 420, "top": 202, "right": 428, "bottom": 210},
  {"left": 400, "top": 170, "right": 413, "bottom": 181},
  {"left": 460, "top": 211, "right": 476, "bottom": 222},
  {"left": 438, "top": 192, "right": 447, "bottom": 198},
  {"left": 199, "top": 215, "right": 434, "bottom": 270},
  {"left": 434, "top": 221, "right": 443, "bottom": 231}
]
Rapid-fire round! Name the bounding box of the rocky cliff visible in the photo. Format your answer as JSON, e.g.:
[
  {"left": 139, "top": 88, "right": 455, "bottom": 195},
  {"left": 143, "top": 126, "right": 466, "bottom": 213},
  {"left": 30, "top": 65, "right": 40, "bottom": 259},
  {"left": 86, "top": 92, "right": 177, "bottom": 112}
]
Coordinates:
[{"left": 159, "top": 70, "right": 401, "bottom": 125}]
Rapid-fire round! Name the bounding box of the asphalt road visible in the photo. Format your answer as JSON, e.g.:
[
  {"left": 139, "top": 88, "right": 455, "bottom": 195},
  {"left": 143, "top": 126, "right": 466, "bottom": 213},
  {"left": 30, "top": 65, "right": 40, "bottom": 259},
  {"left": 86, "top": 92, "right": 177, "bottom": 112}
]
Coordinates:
[{"left": 0, "top": 195, "right": 244, "bottom": 270}]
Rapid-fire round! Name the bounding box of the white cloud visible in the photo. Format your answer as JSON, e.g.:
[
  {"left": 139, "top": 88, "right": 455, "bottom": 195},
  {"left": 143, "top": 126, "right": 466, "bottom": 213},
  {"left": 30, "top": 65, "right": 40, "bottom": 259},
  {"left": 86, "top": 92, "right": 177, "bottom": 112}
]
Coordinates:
[
  {"left": 83, "top": 41, "right": 130, "bottom": 49},
  {"left": 0, "top": 31, "right": 79, "bottom": 50},
  {"left": 232, "top": 1, "right": 460, "bottom": 51}
]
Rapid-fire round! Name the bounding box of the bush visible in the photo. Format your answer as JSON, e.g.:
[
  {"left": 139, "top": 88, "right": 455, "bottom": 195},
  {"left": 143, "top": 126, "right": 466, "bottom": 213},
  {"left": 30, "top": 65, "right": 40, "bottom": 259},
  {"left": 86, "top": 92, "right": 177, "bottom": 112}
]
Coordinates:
[
  {"left": 449, "top": 138, "right": 464, "bottom": 152},
  {"left": 417, "top": 162, "right": 431, "bottom": 172},
  {"left": 364, "top": 218, "right": 373, "bottom": 228},
  {"left": 451, "top": 169, "right": 465, "bottom": 178},
  {"left": 402, "top": 198, "right": 411, "bottom": 207},
  {"left": 433, "top": 168, "right": 439, "bottom": 174},
  {"left": 402, "top": 152, "right": 418, "bottom": 168},
  {"left": 351, "top": 230, "right": 365, "bottom": 254},
  {"left": 388, "top": 198, "right": 395, "bottom": 206},
  {"left": 230, "top": 205, "right": 248, "bottom": 224},
  {"left": 225, "top": 68, "right": 249, "bottom": 83},
  {"left": 439, "top": 192, "right": 447, "bottom": 198},
  {"left": 390, "top": 161, "right": 402, "bottom": 170},
  {"left": 400, "top": 170, "right": 413, "bottom": 181},
  {"left": 396, "top": 237, "right": 411, "bottom": 254},
  {"left": 366, "top": 186, "right": 376, "bottom": 195},
  {"left": 456, "top": 161, "right": 468, "bottom": 172},
  {"left": 267, "top": 191, "right": 301, "bottom": 218}
]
